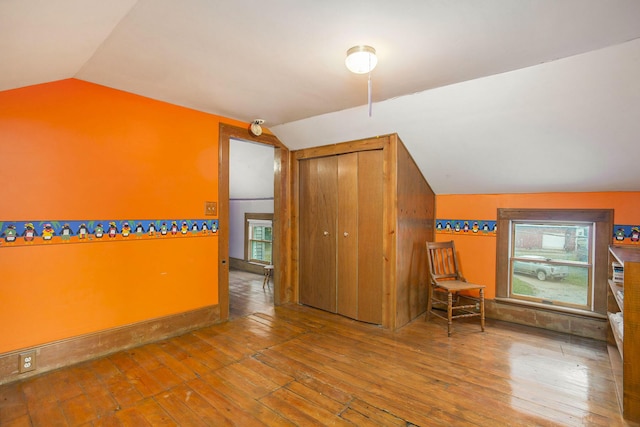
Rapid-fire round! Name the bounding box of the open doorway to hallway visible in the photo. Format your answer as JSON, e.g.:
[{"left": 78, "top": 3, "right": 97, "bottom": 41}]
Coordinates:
[{"left": 228, "top": 138, "right": 275, "bottom": 317}]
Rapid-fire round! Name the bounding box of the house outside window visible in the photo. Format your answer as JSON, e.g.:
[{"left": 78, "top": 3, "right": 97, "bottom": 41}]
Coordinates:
[
  {"left": 496, "top": 209, "right": 612, "bottom": 315},
  {"left": 245, "top": 213, "right": 273, "bottom": 264}
]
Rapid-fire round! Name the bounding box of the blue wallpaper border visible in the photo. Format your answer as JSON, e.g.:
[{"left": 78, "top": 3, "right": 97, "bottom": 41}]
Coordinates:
[
  {"left": 0, "top": 219, "right": 219, "bottom": 247},
  {"left": 436, "top": 219, "right": 640, "bottom": 244}
]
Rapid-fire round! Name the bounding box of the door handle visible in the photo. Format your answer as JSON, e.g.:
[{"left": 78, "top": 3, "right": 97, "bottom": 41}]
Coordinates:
[
  {"left": 323, "top": 231, "right": 329, "bottom": 236},
  {"left": 343, "top": 232, "right": 349, "bottom": 237}
]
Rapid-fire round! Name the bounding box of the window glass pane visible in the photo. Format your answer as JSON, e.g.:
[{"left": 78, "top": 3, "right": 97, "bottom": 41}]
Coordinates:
[
  {"left": 250, "top": 241, "right": 272, "bottom": 263},
  {"left": 511, "top": 265, "right": 589, "bottom": 306},
  {"left": 513, "top": 224, "right": 590, "bottom": 263},
  {"left": 510, "top": 222, "right": 592, "bottom": 309},
  {"left": 246, "top": 215, "right": 273, "bottom": 264}
]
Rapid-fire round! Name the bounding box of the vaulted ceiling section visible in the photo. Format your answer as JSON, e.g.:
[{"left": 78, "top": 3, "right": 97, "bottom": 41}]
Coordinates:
[{"left": 2, "top": 0, "right": 639, "bottom": 194}]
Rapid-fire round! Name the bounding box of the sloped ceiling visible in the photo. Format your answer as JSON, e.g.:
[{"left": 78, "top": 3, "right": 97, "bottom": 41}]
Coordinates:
[{"left": 2, "top": 0, "right": 639, "bottom": 194}]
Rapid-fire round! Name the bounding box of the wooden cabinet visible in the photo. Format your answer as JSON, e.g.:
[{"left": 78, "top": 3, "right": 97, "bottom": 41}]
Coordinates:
[
  {"left": 607, "top": 245, "right": 640, "bottom": 422},
  {"left": 299, "top": 150, "right": 383, "bottom": 324},
  {"left": 294, "top": 134, "right": 436, "bottom": 330}
]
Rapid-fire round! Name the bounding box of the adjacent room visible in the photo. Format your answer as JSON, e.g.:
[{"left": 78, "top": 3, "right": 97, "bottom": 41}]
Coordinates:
[{"left": 1, "top": 1, "right": 639, "bottom": 425}]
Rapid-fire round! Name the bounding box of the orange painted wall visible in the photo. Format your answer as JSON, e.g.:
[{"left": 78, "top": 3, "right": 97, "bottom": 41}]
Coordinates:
[
  {"left": 436, "top": 192, "right": 640, "bottom": 299},
  {"left": 0, "top": 79, "right": 245, "bottom": 353}
]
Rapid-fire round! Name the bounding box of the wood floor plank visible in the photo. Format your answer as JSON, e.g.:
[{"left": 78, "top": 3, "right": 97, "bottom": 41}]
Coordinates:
[
  {"left": 0, "top": 413, "right": 32, "bottom": 427},
  {"left": 280, "top": 339, "right": 496, "bottom": 426},
  {"left": 147, "top": 365, "right": 183, "bottom": 392},
  {"left": 209, "top": 363, "right": 277, "bottom": 400},
  {"left": 345, "top": 398, "right": 408, "bottom": 426},
  {"left": 154, "top": 386, "right": 208, "bottom": 426},
  {"left": 143, "top": 343, "right": 199, "bottom": 382},
  {"left": 47, "top": 369, "right": 85, "bottom": 403},
  {"left": 186, "top": 377, "right": 270, "bottom": 427},
  {"left": 161, "top": 383, "right": 235, "bottom": 427},
  {"left": 0, "top": 275, "right": 630, "bottom": 427},
  {"left": 241, "top": 355, "right": 295, "bottom": 387},
  {"left": 154, "top": 339, "right": 214, "bottom": 377},
  {"left": 260, "top": 387, "right": 353, "bottom": 427},
  {"left": 28, "top": 400, "right": 68, "bottom": 427},
  {"left": 300, "top": 328, "right": 564, "bottom": 424},
  {"left": 92, "top": 411, "right": 123, "bottom": 427},
  {"left": 59, "top": 393, "right": 96, "bottom": 426},
  {"left": 113, "top": 404, "right": 153, "bottom": 426},
  {"left": 102, "top": 372, "right": 144, "bottom": 408},
  {"left": 282, "top": 380, "right": 345, "bottom": 415},
  {"left": 0, "top": 382, "right": 27, "bottom": 424},
  {"left": 196, "top": 371, "right": 296, "bottom": 427},
  {"left": 258, "top": 343, "right": 456, "bottom": 426},
  {"left": 127, "top": 346, "right": 163, "bottom": 372},
  {"left": 122, "top": 365, "right": 165, "bottom": 398},
  {"left": 311, "top": 320, "right": 621, "bottom": 424}
]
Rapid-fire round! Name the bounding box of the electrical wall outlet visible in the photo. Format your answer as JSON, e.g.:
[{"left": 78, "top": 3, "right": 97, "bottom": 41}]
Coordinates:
[
  {"left": 19, "top": 351, "right": 36, "bottom": 373},
  {"left": 204, "top": 201, "right": 217, "bottom": 216}
]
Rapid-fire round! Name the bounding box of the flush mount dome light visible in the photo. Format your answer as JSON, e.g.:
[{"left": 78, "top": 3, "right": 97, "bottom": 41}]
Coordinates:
[
  {"left": 345, "top": 45, "right": 377, "bottom": 74},
  {"left": 249, "top": 119, "right": 265, "bottom": 136}
]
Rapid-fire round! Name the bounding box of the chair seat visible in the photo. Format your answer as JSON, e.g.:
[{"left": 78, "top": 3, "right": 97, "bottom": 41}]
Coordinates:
[{"left": 433, "top": 280, "right": 485, "bottom": 292}]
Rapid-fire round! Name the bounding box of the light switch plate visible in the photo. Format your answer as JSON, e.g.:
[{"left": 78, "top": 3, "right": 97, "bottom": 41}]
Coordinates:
[{"left": 204, "top": 201, "right": 217, "bottom": 216}]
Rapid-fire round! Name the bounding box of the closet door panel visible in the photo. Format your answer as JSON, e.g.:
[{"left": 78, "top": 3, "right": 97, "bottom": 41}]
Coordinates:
[
  {"left": 337, "top": 153, "right": 358, "bottom": 319},
  {"left": 357, "top": 150, "right": 384, "bottom": 324},
  {"left": 299, "top": 156, "right": 338, "bottom": 312}
]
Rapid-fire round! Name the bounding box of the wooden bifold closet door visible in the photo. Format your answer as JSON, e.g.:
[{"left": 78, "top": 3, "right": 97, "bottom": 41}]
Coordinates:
[{"left": 299, "top": 150, "right": 383, "bottom": 324}]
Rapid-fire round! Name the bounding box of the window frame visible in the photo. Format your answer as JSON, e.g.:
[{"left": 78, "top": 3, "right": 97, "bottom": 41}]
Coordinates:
[
  {"left": 496, "top": 209, "right": 612, "bottom": 316},
  {"left": 244, "top": 213, "right": 273, "bottom": 265}
]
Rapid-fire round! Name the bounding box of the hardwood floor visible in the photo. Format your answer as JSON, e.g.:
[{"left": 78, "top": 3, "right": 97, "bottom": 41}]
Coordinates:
[
  {"left": 229, "top": 269, "right": 274, "bottom": 319},
  {"left": 0, "top": 289, "right": 631, "bottom": 426}
]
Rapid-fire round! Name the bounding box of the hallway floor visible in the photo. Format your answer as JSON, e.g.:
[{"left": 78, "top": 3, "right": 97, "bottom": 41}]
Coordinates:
[{"left": 229, "top": 269, "right": 274, "bottom": 320}]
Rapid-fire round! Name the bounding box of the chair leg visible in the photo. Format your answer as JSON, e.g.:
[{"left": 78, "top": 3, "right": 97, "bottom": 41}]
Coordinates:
[
  {"left": 447, "top": 291, "right": 453, "bottom": 337},
  {"left": 480, "top": 288, "right": 485, "bottom": 332},
  {"left": 426, "top": 284, "right": 433, "bottom": 321}
]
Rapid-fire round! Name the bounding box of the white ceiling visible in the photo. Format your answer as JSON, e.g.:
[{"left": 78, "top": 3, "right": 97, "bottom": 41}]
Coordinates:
[{"left": 2, "top": 0, "right": 639, "bottom": 194}]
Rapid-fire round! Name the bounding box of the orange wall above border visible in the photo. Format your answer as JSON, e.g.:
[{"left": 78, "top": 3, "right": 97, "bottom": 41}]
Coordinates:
[{"left": 0, "top": 79, "right": 245, "bottom": 354}]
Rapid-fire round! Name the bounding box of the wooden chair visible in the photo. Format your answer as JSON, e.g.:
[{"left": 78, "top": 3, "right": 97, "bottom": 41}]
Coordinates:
[{"left": 426, "top": 241, "right": 485, "bottom": 336}]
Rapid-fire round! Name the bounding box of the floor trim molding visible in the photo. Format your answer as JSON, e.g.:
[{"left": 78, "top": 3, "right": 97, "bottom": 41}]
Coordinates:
[
  {"left": 230, "top": 257, "right": 267, "bottom": 275},
  {"left": 0, "top": 304, "right": 220, "bottom": 385}
]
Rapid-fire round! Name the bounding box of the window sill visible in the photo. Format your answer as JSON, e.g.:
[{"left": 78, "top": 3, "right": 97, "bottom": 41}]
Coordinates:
[{"left": 494, "top": 297, "right": 607, "bottom": 320}]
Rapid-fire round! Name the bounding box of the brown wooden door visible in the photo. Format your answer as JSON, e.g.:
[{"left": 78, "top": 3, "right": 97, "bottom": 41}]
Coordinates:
[
  {"left": 299, "top": 150, "right": 383, "bottom": 324},
  {"left": 299, "top": 156, "right": 337, "bottom": 312},
  {"left": 337, "top": 153, "right": 358, "bottom": 319},
  {"left": 356, "top": 150, "right": 383, "bottom": 324}
]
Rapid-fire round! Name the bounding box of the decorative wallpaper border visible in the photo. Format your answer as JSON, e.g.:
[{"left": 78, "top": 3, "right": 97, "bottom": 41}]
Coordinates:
[
  {"left": 436, "top": 219, "right": 640, "bottom": 245},
  {"left": 436, "top": 219, "right": 497, "bottom": 235},
  {"left": 613, "top": 224, "right": 640, "bottom": 244},
  {"left": 0, "top": 219, "right": 219, "bottom": 248}
]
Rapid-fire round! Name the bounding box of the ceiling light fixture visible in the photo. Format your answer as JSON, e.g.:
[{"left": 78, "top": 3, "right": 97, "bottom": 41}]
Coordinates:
[
  {"left": 345, "top": 45, "right": 377, "bottom": 74},
  {"left": 345, "top": 45, "right": 377, "bottom": 117},
  {"left": 249, "top": 119, "right": 265, "bottom": 137}
]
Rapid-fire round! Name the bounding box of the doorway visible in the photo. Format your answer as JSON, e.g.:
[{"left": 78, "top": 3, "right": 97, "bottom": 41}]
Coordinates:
[
  {"left": 229, "top": 138, "right": 274, "bottom": 317},
  {"left": 217, "top": 123, "right": 291, "bottom": 321}
]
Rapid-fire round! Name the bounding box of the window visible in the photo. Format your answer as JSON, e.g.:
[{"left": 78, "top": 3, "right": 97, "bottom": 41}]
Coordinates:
[
  {"left": 245, "top": 213, "right": 273, "bottom": 264},
  {"left": 496, "top": 209, "right": 612, "bottom": 315},
  {"left": 510, "top": 222, "right": 592, "bottom": 310}
]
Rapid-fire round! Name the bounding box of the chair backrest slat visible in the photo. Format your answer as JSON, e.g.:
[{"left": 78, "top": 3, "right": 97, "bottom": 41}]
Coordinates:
[{"left": 426, "top": 240, "right": 461, "bottom": 281}]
